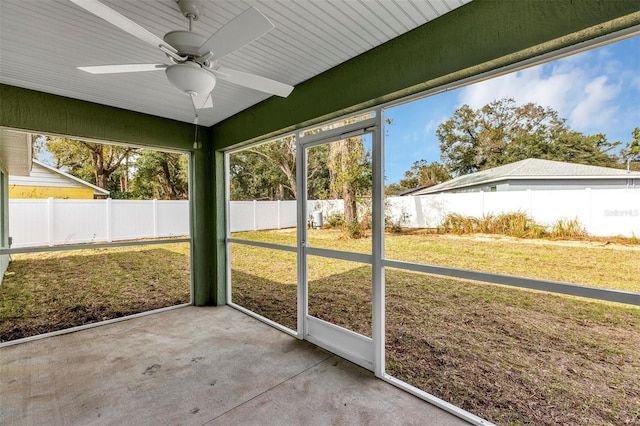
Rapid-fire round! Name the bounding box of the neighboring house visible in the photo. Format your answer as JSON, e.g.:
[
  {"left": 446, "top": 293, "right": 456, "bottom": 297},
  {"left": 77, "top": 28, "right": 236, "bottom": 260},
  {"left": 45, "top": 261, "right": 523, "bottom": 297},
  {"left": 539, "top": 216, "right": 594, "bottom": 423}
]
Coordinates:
[
  {"left": 409, "top": 158, "right": 640, "bottom": 195},
  {"left": 9, "top": 160, "right": 109, "bottom": 199},
  {"left": 394, "top": 185, "right": 436, "bottom": 196}
]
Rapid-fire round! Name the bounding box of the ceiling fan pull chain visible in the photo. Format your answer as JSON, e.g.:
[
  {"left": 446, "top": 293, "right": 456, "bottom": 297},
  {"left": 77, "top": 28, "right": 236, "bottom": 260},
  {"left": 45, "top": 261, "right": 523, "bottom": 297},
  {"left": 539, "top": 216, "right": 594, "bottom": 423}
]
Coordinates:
[{"left": 193, "top": 112, "right": 199, "bottom": 149}]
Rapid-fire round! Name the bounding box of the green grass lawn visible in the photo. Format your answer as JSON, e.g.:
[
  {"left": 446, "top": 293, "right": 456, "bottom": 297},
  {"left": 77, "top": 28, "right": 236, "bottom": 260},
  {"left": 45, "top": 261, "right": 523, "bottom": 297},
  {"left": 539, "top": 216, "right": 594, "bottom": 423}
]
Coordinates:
[
  {"left": 2, "top": 232, "right": 639, "bottom": 425},
  {"left": 230, "top": 229, "right": 640, "bottom": 426},
  {"left": 233, "top": 228, "right": 640, "bottom": 292},
  {"left": 0, "top": 243, "right": 190, "bottom": 342}
]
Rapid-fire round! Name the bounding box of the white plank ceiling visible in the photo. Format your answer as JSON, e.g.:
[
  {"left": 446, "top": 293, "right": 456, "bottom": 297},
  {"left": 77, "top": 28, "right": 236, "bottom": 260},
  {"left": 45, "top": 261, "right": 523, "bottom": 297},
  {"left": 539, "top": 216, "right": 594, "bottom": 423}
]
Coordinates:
[{"left": 0, "top": 0, "right": 471, "bottom": 127}]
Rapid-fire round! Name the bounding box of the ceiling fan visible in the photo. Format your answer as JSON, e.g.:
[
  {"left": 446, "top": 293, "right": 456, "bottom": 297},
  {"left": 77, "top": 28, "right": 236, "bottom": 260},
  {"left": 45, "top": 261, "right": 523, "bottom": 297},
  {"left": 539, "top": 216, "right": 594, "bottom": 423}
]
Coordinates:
[{"left": 71, "top": 0, "right": 294, "bottom": 111}]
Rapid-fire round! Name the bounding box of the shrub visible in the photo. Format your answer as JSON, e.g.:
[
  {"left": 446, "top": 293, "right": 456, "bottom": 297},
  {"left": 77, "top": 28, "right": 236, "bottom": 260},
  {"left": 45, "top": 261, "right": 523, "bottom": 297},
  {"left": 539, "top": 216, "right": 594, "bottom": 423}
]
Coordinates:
[
  {"left": 549, "top": 217, "right": 588, "bottom": 239},
  {"left": 491, "top": 212, "right": 546, "bottom": 238},
  {"left": 438, "top": 213, "right": 474, "bottom": 234},
  {"left": 325, "top": 213, "right": 344, "bottom": 229},
  {"left": 438, "top": 211, "right": 546, "bottom": 238},
  {"left": 343, "top": 220, "right": 366, "bottom": 239}
]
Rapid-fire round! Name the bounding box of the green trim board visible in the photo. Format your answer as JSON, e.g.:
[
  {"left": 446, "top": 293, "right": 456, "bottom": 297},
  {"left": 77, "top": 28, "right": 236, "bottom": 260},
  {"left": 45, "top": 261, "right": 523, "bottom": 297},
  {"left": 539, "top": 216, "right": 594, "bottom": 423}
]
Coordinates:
[
  {"left": 211, "top": 0, "right": 640, "bottom": 149},
  {"left": 0, "top": 84, "right": 204, "bottom": 151},
  {"left": 190, "top": 142, "right": 216, "bottom": 305}
]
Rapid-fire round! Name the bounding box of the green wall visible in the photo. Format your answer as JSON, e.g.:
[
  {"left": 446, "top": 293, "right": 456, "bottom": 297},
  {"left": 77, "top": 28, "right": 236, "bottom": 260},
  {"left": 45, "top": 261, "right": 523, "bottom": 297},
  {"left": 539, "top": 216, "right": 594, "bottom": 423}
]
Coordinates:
[{"left": 0, "top": 85, "right": 198, "bottom": 150}]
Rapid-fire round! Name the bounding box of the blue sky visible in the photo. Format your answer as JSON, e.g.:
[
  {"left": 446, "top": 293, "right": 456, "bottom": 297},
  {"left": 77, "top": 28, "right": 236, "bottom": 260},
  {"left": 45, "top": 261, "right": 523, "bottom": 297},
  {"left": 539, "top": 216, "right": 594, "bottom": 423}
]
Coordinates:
[{"left": 383, "top": 36, "right": 640, "bottom": 184}]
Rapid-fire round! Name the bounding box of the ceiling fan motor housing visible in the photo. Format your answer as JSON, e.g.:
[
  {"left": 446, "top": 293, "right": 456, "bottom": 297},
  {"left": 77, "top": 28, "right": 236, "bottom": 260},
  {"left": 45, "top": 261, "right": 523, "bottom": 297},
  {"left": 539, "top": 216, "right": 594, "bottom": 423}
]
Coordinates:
[{"left": 164, "top": 30, "right": 206, "bottom": 57}]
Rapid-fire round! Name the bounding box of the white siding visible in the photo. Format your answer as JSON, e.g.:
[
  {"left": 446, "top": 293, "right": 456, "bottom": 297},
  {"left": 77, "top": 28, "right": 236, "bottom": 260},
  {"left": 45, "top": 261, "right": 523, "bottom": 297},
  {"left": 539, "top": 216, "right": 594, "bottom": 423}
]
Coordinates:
[{"left": 8, "top": 162, "right": 86, "bottom": 189}]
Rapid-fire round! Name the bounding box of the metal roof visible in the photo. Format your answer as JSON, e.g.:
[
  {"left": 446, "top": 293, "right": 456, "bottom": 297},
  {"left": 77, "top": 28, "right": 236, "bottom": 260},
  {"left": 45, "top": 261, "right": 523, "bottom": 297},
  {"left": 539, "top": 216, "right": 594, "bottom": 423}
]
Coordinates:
[
  {"left": 411, "top": 158, "right": 640, "bottom": 195},
  {"left": 0, "top": 0, "right": 470, "bottom": 127}
]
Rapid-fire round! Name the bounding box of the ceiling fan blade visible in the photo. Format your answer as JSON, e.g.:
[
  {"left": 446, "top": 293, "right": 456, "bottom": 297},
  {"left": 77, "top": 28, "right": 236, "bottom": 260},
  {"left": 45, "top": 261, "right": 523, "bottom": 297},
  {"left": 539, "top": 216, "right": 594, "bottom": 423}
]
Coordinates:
[
  {"left": 198, "top": 6, "right": 274, "bottom": 60},
  {"left": 78, "top": 64, "right": 167, "bottom": 74},
  {"left": 69, "top": 0, "right": 178, "bottom": 54},
  {"left": 213, "top": 67, "right": 294, "bottom": 98}
]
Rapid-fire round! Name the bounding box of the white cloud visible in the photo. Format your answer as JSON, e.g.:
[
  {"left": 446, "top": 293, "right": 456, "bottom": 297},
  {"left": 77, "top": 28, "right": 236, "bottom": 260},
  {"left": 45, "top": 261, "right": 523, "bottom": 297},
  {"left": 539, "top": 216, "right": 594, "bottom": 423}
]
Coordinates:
[
  {"left": 570, "top": 76, "right": 621, "bottom": 129},
  {"left": 422, "top": 119, "right": 440, "bottom": 137},
  {"left": 457, "top": 50, "right": 631, "bottom": 136}
]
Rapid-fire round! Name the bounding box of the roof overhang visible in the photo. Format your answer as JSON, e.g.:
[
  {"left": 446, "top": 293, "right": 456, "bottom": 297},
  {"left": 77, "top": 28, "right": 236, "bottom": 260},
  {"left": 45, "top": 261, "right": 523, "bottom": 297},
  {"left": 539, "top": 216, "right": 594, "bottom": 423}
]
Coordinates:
[
  {"left": 414, "top": 174, "right": 640, "bottom": 195},
  {"left": 0, "top": 128, "right": 32, "bottom": 176},
  {"left": 32, "top": 160, "right": 110, "bottom": 196}
]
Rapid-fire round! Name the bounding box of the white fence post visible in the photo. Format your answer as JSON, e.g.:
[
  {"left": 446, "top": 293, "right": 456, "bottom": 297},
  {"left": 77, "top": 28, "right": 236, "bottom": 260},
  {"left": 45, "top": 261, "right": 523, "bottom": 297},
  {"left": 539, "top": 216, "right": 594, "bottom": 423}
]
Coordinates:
[
  {"left": 106, "top": 198, "right": 112, "bottom": 243},
  {"left": 47, "top": 197, "right": 55, "bottom": 247},
  {"left": 585, "top": 188, "right": 592, "bottom": 234},
  {"left": 253, "top": 200, "right": 258, "bottom": 231},
  {"left": 153, "top": 199, "right": 159, "bottom": 238},
  {"left": 277, "top": 200, "right": 281, "bottom": 229}
]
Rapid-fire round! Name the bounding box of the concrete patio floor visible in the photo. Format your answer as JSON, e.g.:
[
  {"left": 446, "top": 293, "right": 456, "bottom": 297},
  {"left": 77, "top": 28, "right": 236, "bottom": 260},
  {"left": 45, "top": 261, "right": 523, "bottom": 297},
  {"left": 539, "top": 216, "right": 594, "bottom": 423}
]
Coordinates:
[{"left": 1, "top": 306, "right": 469, "bottom": 425}]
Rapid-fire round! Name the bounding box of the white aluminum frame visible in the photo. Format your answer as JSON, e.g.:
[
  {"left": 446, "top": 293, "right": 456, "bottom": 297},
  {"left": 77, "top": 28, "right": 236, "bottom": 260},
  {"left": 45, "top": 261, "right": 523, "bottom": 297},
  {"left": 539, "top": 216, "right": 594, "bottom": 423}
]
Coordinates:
[
  {"left": 298, "top": 125, "right": 378, "bottom": 369},
  {"left": 222, "top": 27, "right": 640, "bottom": 426}
]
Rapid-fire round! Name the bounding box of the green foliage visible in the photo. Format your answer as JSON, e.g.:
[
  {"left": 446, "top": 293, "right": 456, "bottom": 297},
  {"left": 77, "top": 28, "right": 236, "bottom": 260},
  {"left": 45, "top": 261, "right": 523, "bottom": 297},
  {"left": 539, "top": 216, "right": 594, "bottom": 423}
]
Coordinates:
[
  {"left": 325, "top": 213, "right": 345, "bottom": 229},
  {"left": 230, "top": 135, "right": 299, "bottom": 201},
  {"left": 439, "top": 212, "right": 548, "bottom": 238},
  {"left": 618, "top": 127, "right": 640, "bottom": 171},
  {"left": 439, "top": 212, "right": 592, "bottom": 240},
  {"left": 229, "top": 116, "right": 373, "bottom": 240},
  {"left": 45, "top": 136, "right": 137, "bottom": 191},
  {"left": 129, "top": 150, "right": 188, "bottom": 200},
  {"left": 38, "top": 136, "right": 188, "bottom": 200},
  {"left": 388, "top": 160, "right": 451, "bottom": 194},
  {"left": 343, "top": 218, "right": 367, "bottom": 239},
  {"left": 326, "top": 137, "right": 372, "bottom": 239},
  {"left": 437, "top": 98, "right": 619, "bottom": 176}
]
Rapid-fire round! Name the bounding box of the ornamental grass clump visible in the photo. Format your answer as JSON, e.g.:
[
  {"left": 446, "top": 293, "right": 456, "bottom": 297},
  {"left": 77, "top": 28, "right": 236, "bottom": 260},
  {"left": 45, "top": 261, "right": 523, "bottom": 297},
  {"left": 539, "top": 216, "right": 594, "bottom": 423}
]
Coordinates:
[{"left": 439, "top": 211, "right": 548, "bottom": 238}]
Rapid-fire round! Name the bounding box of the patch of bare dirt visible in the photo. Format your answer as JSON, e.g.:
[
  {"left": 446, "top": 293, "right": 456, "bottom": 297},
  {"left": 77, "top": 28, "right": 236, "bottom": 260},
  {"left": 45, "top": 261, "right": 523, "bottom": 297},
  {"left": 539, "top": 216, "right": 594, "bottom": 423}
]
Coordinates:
[{"left": 435, "top": 233, "right": 640, "bottom": 251}]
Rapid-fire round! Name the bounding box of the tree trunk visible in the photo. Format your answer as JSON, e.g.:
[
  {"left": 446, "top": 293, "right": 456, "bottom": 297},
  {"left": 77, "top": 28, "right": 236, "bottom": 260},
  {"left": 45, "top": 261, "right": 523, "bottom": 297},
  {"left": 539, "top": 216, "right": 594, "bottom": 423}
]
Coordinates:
[
  {"left": 340, "top": 139, "right": 358, "bottom": 228},
  {"left": 279, "top": 162, "right": 297, "bottom": 199},
  {"left": 160, "top": 155, "right": 179, "bottom": 200}
]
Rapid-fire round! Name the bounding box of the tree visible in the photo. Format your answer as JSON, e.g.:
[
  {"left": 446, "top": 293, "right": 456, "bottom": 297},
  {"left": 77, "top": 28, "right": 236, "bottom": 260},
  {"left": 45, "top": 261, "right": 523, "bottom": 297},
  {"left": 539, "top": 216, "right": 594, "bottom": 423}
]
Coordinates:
[
  {"left": 246, "top": 135, "right": 297, "bottom": 199},
  {"left": 228, "top": 117, "right": 373, "bottom": 238},
  {"left": 130, "top": 150, "right": 188, "bottom": 200},
  {"left": 619, "top": 127, "right": 640, "bottom": 171},
  {"left": 327, "top": 136, "right": 371, "bottom": 237},
  {"left": 45, "top": 137, "right": 136, "bottom": 190},
  {"left": 395, "top": 160, "right": 450, "bottom": 191},
  {"left": 229, "top": 136, "right": 298, "bottom": 201},
  {"left": 437, "top": 98, "right": 619, "bottom": 175}
]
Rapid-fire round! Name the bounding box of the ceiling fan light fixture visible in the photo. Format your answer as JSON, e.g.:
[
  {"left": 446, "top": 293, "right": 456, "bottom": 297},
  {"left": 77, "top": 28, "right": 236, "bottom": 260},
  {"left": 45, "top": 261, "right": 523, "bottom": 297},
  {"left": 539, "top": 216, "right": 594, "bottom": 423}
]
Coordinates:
[{"left": 165, "top": 62, "right": 216, "bottom": 97}]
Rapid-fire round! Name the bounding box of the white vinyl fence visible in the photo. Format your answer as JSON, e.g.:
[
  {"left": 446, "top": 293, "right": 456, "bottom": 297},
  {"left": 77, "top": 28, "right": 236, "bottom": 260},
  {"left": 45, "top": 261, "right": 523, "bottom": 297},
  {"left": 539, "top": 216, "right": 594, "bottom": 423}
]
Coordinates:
[
  {"left": 230, "top": 188, "right": 640, "bottom": 237},
  {"left": 229, "top": 200, "right": 344, "bottom": 232},
  {"left": 9, "top": 198, "right": 190, "bottom": 248},
  {"left": 9, "top": 188, "right": 640, "bottom": 248},
  {"left": 385, "top": 188, "right": 640, "bottom": 237}
]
